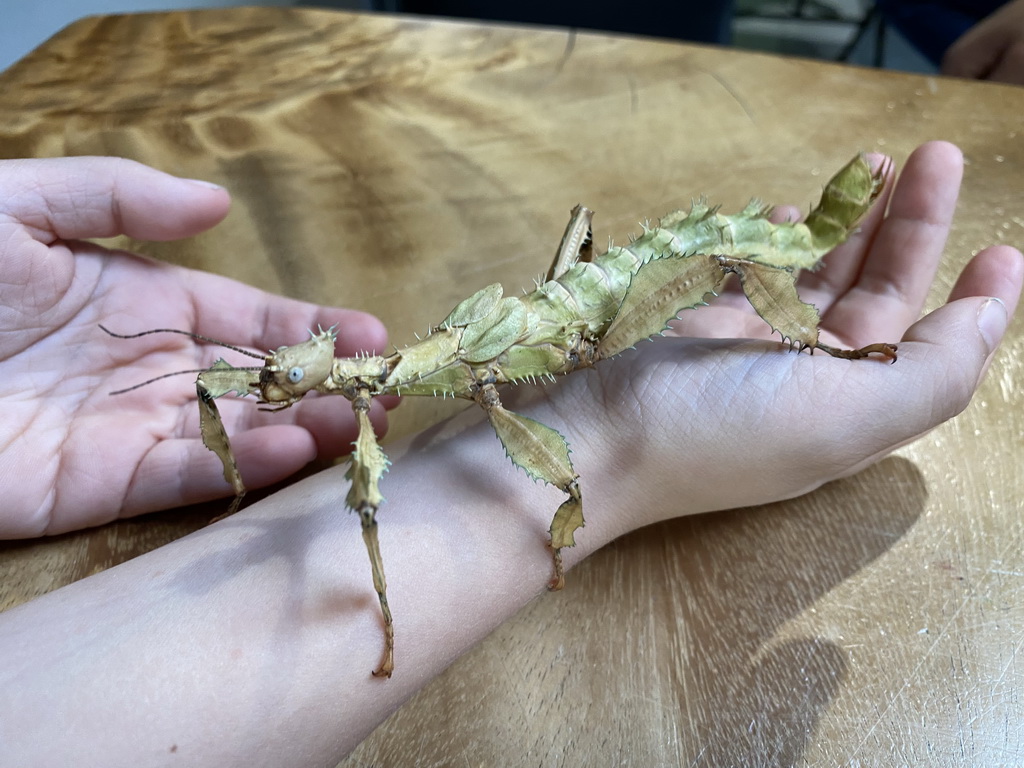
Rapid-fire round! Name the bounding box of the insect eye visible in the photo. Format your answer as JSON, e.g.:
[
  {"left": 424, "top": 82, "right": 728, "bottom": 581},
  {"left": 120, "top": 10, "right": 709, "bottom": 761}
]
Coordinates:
[{"left": 287, "top": 366, "right": 305, "bottom": 384}]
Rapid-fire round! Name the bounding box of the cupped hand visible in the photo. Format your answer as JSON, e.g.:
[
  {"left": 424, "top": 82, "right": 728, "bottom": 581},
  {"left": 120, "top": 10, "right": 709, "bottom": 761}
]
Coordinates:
[
  {"left": 546, "top": 141, "right": 1023, "bottom": 533},
  {"left": 0, "top": 157, "right": 394, "bottom": 537}
]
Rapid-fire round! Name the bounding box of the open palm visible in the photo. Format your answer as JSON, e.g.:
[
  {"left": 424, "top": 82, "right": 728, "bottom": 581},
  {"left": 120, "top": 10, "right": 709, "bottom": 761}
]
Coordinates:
[
  {"left": 542, "top": 142, "right": 1023, "bottom": 533},
  {"left": 0, "top": 157, "right": 394, "bottom": 537}
]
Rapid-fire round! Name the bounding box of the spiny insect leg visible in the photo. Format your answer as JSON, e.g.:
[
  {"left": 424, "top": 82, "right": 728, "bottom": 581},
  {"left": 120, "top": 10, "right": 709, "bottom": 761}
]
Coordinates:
[
  {"left": 474, "top": 383, "right": 583, "bottom": 591},
  {"left": 345, "top": 389, "right": 394, "bottom": 678},
  {"left": 196, "top": 381, "right": 246, "bottom": 520},
  {"left": 358, "top": 501, "right": 394, "bottom": 678},
  {"left": 716, "top": 256, "right": 821, "bottom": 352},
  {"left": 545, "top": 204, "right": 595, "bottom": 282},
  {"left": 717, "top": 256, "right": 897, "bottom": 361},
  {"left": 546, "top": 481, "right": 583, "bottom": 591}
]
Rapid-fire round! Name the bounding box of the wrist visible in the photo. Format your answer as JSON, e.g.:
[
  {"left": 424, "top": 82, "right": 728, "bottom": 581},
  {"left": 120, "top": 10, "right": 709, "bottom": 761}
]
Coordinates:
[{"left": 507, "top": 365, "right": 698, "bottom": 545}]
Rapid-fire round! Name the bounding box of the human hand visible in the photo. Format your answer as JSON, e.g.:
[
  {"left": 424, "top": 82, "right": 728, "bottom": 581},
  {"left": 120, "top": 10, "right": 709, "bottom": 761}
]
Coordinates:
[
  {"left": 536, "top": 141, "right": 1023, "bottom": 536},
  {"left": 0, "top": 157, "right": 394, "bottom": 538},
  {"left": 943, "top": 0, "right": 1024, "bottom": 85}
]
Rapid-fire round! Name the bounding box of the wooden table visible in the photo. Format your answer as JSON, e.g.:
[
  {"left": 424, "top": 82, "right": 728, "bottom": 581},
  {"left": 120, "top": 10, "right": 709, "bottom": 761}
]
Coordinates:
[{"left": 2, "top": 7, "right": 1023, "bottom": 765}]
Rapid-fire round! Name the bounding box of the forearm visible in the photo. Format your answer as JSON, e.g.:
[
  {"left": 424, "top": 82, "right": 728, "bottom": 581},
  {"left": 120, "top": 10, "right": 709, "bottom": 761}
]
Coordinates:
[
  {"left": 0, "top": 397, "right": 638, "bottom": 767},
  {"left": 1, "top": 286, "right": 1003, "bottom": 765}
]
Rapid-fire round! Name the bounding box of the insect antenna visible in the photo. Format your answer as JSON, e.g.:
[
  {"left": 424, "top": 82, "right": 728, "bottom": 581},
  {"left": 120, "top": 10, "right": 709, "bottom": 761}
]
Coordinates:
[
  {"left": 99, "top": 325, "right": 266, "bottom": 360},
  {"left": 109, "top": 369, "right": 209, "bottom": 395},
  {"left": 100, "top": 325, "right": 266, "bottom": 395},
  {"left": 107, "top": 364, "right": 265, "bottom": 395}
]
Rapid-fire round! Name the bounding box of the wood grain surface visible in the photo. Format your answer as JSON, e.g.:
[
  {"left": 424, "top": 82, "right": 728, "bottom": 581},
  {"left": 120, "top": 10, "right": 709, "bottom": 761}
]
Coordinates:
[{"left": 1, "top": 7, "right": 1023, "bottom": 766}]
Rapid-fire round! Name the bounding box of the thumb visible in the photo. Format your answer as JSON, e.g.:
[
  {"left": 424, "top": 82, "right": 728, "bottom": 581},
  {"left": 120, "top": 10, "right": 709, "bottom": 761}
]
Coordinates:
[
  {"left": 0, "top": 156, "right": 231, "bottom": 243},
  {"left": 897, "top": 295, "right": 1008, "bottom": 425},
  {"left": 835, "top": 246, "right": 1022, "bottom": 481},
  {"left": 878, "top": 245, "right": 1022, "bottom": 439}
]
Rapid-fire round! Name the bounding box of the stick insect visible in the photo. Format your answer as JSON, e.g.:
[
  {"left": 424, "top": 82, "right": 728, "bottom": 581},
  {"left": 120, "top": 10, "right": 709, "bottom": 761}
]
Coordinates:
[{"left": 106, "top": 154, "right": 896, "bottom": 678}]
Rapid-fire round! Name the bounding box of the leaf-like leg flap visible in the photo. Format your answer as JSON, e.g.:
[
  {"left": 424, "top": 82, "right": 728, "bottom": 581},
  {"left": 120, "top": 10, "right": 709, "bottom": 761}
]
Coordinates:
[
  {"left": 598, "top": 253, "right": 727, "bottom": 358},
  {"left": 475, "top": 383, "right": 582, "bottom": 591},
  {"left": 547, "top": 481, "right": 583, "bottom": 591},
  {"left": 197, "top": 381, "right": 246, "bottom": 520},
  {"left": 718, "top": 256, "right": 898, "bottom": 360},
  {"left": 345, "top": 390, "right": 395, "bottom": 678},
  {"left": 717, "top": 256, "right": 821, "bottom": 351},
  {"left": 546, "top": 204, "right": 595, "bottom": 282}
]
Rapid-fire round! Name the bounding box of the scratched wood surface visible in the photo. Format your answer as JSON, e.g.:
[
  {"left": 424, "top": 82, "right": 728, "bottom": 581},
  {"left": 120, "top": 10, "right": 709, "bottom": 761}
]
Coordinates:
[{"left": 1, "top": 7, "right": 1023, "bottom": 765}]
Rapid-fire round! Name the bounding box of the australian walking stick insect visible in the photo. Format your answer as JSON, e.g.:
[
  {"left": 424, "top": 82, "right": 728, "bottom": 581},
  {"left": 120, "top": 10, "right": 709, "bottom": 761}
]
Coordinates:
[{"left": 105, "top": 154, "right": 897, "bottom": 678}]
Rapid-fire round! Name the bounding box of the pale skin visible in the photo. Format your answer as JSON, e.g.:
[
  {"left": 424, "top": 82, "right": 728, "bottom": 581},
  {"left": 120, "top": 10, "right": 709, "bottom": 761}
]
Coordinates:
[
  {"left": 943, "top": 0, "right": 1024, "bottom": 85},
  {"left": 0, "top": 142, "right": 1022, "bottom": 766},
  {"left": 0, "top": 157, "right": 395, "bottom": 538}
]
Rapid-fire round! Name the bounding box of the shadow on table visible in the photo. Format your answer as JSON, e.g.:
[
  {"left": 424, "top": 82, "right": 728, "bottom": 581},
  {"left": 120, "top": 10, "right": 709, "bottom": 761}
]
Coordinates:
[
  {"left": 616, "top": 454, "right": 924, "bottom": 766},
  {"left": 348, "top": 454, "right": 925, "bottom": 766}
]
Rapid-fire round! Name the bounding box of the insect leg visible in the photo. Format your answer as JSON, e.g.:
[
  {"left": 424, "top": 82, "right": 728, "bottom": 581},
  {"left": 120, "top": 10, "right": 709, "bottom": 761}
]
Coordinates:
[
  {"left": 717, "top": 256, "right": 897, "bottom": 361},
  {"left": 345, "top": 388, "right": 395, "bottom": 678},
  {"left": 197, "top": 381, "right": 246, "bottom": 518},
  {"left": 815, "top": 341, "right": 898, "bottom": 360},
  {"left": 598, "top": 253, "right": 727, "bottom": 358},
  {"left": 474, "top": 383, "right": 582, "bottom": 591},
  {"left": 545, "top": 204, "right": 595, "bottom": 282}
]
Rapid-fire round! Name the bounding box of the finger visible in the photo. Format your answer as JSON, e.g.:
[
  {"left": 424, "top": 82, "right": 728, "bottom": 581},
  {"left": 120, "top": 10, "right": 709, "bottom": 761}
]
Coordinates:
[
  {"left": 903, "top": 253, "right": 1021, "bottom": 367},
  {"left": 982, "top": 42, "right": 1024, "bottom": 85},
  {"left": 819, "top": 141, "right": 963, "bottom": 344},
  {"left": 768, "top": 205, "right": 801, "bottom": 225},
  {"left": 891, "top": 245, "right": 1022, "bottom": 427},
  {"left": 941, "top": 13, "right": 1011, "bottom": 79},
  {"left": 120, "top": 395, "right": 388, "bottom": 517},
  {"left": 175, "top": 266, "right": 391, "bottom": 358},
  {"left": 943, "top": 40, "right": 1003, "bottom": 80},
  {"left": 119, "top": 426, "right": 317, "bottom": 517},
  {"left": 0, "top": 156, "right": 230, "bottom": 243},
  {"left": 947, "top": 245, "right": 1024, "bottom": 309}
]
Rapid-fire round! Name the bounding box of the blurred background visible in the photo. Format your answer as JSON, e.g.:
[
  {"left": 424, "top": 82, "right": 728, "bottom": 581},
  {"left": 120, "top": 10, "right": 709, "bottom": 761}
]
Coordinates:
[{"left": 0, "top": 1, "right": 937, "bottom": 76}]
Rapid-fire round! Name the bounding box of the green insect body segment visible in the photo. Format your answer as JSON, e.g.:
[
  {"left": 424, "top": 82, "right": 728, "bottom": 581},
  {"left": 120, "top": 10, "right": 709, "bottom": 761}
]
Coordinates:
[{"left": 167, "top": 153, "right": 895, "bottom": 679}]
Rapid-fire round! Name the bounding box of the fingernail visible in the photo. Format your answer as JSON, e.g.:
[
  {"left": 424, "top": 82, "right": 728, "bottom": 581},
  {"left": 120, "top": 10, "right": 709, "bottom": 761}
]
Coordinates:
[
  {"left": 184, "top": 178, "right": 225, "bottom": 191},
  {"left": 866, "top": 153, "right": 888, "bottom": 174},
  {"left": 977, "top": 297, "right": 1008, "bottom": 355}
]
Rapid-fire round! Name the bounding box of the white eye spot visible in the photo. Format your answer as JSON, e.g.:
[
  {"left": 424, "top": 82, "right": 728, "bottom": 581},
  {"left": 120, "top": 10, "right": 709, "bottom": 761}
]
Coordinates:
[{"left": 287, "top": 366, "right": 305, "bottom": 384}]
